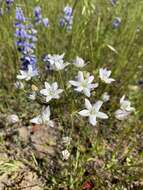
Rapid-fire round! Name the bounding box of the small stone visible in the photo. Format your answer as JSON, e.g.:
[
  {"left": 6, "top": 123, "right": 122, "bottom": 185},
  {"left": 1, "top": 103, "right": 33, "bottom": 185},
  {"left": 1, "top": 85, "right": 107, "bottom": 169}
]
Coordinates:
[
  {"left": 7, "top": 114, "right": 19, "bottom": 124},
  {"left": 18, "top": 127, "right": 30, "bottom": 142}
]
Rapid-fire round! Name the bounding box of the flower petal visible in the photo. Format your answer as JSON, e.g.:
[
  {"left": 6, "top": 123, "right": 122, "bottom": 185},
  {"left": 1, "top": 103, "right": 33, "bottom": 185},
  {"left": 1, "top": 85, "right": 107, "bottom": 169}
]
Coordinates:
[
  {"left": 85, "top": 99, "right": 92, "bottom": 110},
  {"left": 120, "top": 95, "right": 126, "bottom": 104},
  {"left": 88, "top": 76, "right": 94, "bottom": 83},
  {"left": 42, "top": 106, "right": 50, "bottom": 121},
  {"left": 115, "top": 109, "right": 129, "bottom": 120},
  {"left": 69, "top": 80, "right": 79, "bottom": 87},
  {"left": 78, "top": 71, "right": 84, "bottom": 81},
  {"left": 57, "top": 89, "right": 63, "bottom": 94},
  {"left": 75, "top": 86, "right": 83, "bottom": 92},
  {"left": 40, "top": 89, "right": 48, "bottom": 96},
  {"left": 83, "top": 88, "right": 90, "bottom": 97},
  {"left": 107, "top": 70, "right": 111, "bottom": 77},
  {"left": 52, "top": 82, "right": 58, "bottom": 90},
  {"left": 46, "top": 96, "right": 52, "bottom": 102},
  {"left": 96, "top": 111, "right": 108, "bottom": 119},
  {"left": 30, "top": 115, "right": 42, "bottom": 124},
  {"left": 45, "top": 82, "right": 51, "bottom": 89},
  {"left": 107, "top": 78, "right": 115, "bottom": 84},
  {"left": 28, "top": 64, "right": 33, "bottom": 74},
  {"left": 89, "top": 115, "right": 97, "bottom": 126},
  {"left": 94, "top": 100, "right": 103, "bottom": 111},
  {"left": 16, "top": 74, "right": 26, "bottom": 80},
  {"left": 79, "top": 109, "right": 90, "bottom": 117}
]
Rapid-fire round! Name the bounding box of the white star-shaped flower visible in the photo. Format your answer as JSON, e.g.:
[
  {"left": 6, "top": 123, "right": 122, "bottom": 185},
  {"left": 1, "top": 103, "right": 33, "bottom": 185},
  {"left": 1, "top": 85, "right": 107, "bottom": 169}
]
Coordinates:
[
  {"left": 115, "top": 95, "right": 135, "bottom": 120},
  {"left": 120, "top": 95, "right": 135, "bottom": 112},
  {"left": 62, "top": 149, "right": 70, "bottom": 160},
  {"left": 73, "top": 56, "right": 86, "bottom": 68},
  {"left": 79, "top": 99, "right": 108, "bottom": 126},
  {"left": 17, "top": 65, "right": 37, "bottom": 81},
  {"left": 69, "top": 71, "right": 98, "bottom": 97},
  {"left": 102, "top": 92, "right": 110, "bottom": 102},
  {"left": 46, "top": 53, "right": 69, "bottom": 71},
  {"left": 40, "top": 82, "right": 63, "bottom": 102},
  {"left": 99, "top": 68, "right": 115, "bottom": 84},
  {"left": 30, "top": 106, "right": 54, "bottom": 127}
]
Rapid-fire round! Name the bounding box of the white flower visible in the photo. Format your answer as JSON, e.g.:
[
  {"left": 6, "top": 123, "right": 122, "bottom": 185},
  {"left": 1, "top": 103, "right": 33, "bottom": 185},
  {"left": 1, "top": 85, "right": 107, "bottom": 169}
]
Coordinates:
[
  {"left": 115, "top": 95, "right": 135, "bottom": 120},
  {"left": 17, "top": 65, "right": 37, "bottom": 81},
  {"left": 120, "top": 95, "right": 135, "bottom": 112},
  {"left": 62, "top": 136, "right": 72, "bottom": 146},
  {"left": 62, "top": 149, "right": 70, "bottom": 160},
  {"left": 73, "top": 56, "right": 86, "bottom": 68},
  {"left": 115, "top": 109, "right": 130, "bottom": 121},
  {"left": 40, "top": 82, "right": 63, "bottom": 102},
  {"left": 69, "top": 71, "right": 98, "bottom": 97},
  {"left": 102, "top": 92, "right": 110, "bottom": 102},
  {"left": 14, "top": 81, "right": 24, "bottom": 89},
  {"left": 46, "top": 53, "right": 69, "bottom": 71},
  {"left": 7, "top": 114, "right": 19, "bottom": 124},
  {"left": 99, "top": 68, "right": 115, "bottom": 84},
  {"left": 28, "top": 92, "right": 36, "bottom": 100},
  {"left": 30, "top": 106, "right": 54, "bottom": 127},
  {"left": 79, "top": 99, "right": 108, "bottom": 126}
]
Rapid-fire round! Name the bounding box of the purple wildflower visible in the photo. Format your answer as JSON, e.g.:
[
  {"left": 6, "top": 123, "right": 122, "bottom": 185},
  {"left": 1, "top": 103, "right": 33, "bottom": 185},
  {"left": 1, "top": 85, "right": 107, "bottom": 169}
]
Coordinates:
[
  {"left": 16, "top": 7, "right": 26, "bottom": 22},
  {"left": 60, "top": 5, "right": 73, "bottom": 31},
  {"left": 6, "top": 0, "right": 14, "bottom": 12},
  {"left": 59, "top": 18, "right": 66, "bottom": 27},
  {"left": 21, "top": 55, "right": 37, "bottom": 71},
  {"left": 15, "top": 7, "right": 38, "bottom": 76},
  {"left": 34, "top": 6, "right": 49, "bottom": 27},
  {"left": 0, "top": 7, "right": 3, "bottom": 16},
  {"left": 64, "top": 6, "right": 72, "bottom": 16},
  {"left": 43, "top": 18, "right": 49, "bottom": 27},
  {"left": 110, "top": 0, "right": 118, "bottom": 5},
  {"left": 34, "top": 6, "right": 42, "bottom": 23},
  {"left": 112, "top": 17, "right": 121, "bottom": 29}
]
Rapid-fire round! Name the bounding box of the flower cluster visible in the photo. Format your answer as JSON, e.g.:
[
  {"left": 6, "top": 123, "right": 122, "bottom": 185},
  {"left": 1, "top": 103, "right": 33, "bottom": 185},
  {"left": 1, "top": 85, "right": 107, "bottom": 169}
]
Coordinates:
[
  {"left": 34, "top": 6, "right": 49, "bottom": 27},
  {"left": 43, "top": 53, "right": 69, "bottom": 71},
  {"left": 78, "top": 68, "right": 135, "bottom": 126},
  {"left": 59, "top": 5, "right": 73, "bottom": 31},
  {"left": 77, "top": 68, "right": 115, "bottom": 126},
  {"left": 30, "top": 81, "right": 64, "bottom": 126},
  {"left": 16, "top": 50, "right": 135, "bottom": 127},
  {"left": 15, "top": 7, "right": 38, "bottom": 81}
]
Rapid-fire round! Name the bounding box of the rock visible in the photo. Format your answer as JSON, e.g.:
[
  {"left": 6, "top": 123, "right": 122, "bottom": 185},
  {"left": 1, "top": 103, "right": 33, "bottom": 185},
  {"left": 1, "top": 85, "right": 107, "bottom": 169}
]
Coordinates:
[
  {"left": 7, "top": 114, "right": 19, "bottom": 124},
  {"left": 30, "top": 124, "right": 61, "bottom": 159},
  {"left": 18, "top": 127, "right": 30, "bottom": 142}
]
